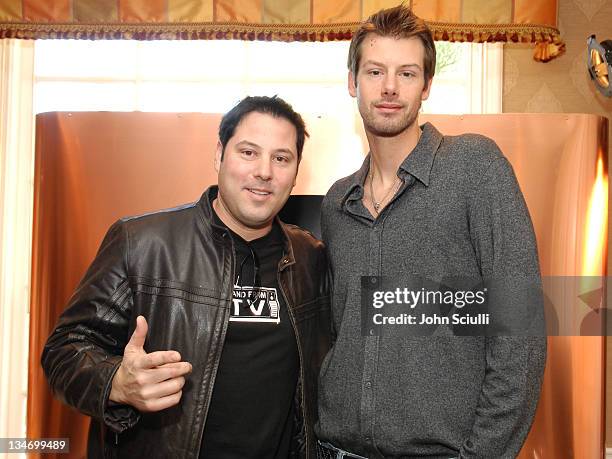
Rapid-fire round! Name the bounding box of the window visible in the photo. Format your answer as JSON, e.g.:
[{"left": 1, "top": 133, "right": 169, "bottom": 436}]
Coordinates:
[
  {"left": 34, "top": 40, "right": 502, "bottom": 116},
  {"left": 427, "top": 42, "right": 503, "bottom": 114}
]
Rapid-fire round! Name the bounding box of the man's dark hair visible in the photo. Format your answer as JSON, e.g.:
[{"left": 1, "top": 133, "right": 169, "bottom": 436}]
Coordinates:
[
  {"left": 348, "top": 5, "right": 436, "bottom": 83},
  {"left": 218, "top": 95, "right": 308, "bottom": 161}
]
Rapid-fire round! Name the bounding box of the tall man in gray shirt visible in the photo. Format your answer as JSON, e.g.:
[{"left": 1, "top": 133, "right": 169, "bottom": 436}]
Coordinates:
[{"left": 315, "top": 6, "right": 546, "bottom": 459}]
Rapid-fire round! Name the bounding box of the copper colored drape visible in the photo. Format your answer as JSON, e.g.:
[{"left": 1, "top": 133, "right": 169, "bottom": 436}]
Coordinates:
[
  {"left": 0, "top": 0, "right": 563, "bottom": 62},
  {"left": 29, "top": 112, "right": 607, "bottom": 458},
  {"left": 421, "top": 113, "right": 609, "bottom": 459},
  {"left": 28, "top": 113, "right": 224, "bottom": 459}
]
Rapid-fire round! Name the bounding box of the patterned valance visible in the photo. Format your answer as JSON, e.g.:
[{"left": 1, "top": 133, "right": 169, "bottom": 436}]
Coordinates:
[{"left": 0, "top": 0, "right": 564, "bottom": 62}]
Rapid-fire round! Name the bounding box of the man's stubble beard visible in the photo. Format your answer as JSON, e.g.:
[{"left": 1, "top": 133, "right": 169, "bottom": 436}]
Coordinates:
[{"left": 359, "top": 101, "right": 421, "bottom": 138}]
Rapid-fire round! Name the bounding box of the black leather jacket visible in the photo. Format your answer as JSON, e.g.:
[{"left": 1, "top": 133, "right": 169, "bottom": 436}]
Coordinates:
[{"left": 42, "top": 187, "right": 331, "bottom": 458}]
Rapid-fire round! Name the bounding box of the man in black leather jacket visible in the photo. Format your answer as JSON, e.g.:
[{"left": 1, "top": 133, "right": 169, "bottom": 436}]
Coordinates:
[{"left": 42, "top": 96, "right": 331, "bottom": 458}]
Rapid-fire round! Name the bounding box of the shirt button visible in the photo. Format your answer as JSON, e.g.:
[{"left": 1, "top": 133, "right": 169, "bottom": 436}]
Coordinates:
[{"left": 365, "top": 381, "right": 371, "bottom": 389}]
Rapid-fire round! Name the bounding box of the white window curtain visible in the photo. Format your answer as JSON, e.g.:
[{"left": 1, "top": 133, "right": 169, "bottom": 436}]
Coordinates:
[{"left": 0, "top": 38, "right": 35, "bottom": 442}]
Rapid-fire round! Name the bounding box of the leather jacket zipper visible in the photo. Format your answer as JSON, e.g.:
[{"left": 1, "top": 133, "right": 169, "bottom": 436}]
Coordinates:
[
  {"left": 193, "top": 233, "right": 234, "bottom": 456},
  {"left": 277, "top": 257, "right": 309, "bottom": 458}
]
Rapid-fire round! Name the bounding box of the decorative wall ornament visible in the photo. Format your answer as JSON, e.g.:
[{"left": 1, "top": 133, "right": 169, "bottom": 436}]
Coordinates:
[
  {"left": 572, "top": 0, "right": 608, "bottom": 21},
  {"left": 526, "top": 83, "right": 564, "bottom": 112},
  {"left": 587, "top": 35, "right": 612, "bottom": 97},
  {"left": 571, "top": 49, "right": 612, "bottom": 109}
]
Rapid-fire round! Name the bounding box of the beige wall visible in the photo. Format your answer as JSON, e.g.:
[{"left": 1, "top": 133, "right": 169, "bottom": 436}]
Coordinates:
[
  {"left": 503, "top": 0, "right": 612, "bottom": 447},
  {"left": 503, "top": 0, "right": 612, "bottom": 118}
]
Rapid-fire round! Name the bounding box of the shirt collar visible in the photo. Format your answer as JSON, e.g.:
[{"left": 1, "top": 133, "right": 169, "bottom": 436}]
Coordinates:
[
  {"left": 341, "top": 122, "right": 442, "bottom": 205},
  {"left": 398, "top": 122, "right": 442, "bottom": 186}
]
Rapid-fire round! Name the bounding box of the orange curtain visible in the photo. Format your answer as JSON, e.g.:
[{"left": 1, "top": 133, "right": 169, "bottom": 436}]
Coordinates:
[{"left": 0, "top": 0, "right": 563, "bottom": 61}]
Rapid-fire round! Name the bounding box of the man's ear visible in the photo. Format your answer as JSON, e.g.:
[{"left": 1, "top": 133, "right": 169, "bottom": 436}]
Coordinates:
[
  {"left": 214, "top": 140, "right": 223, "bottom": 172},
  {"left": 348, "top": 70, "right": 357, "bottom": 98},
  {"left": 421, "top": 77, "right": 433, "bottom": 101}
]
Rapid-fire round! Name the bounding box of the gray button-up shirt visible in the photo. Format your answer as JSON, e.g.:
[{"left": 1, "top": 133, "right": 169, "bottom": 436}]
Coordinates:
[{"left": 316, "top": 122, "right": 546, "bottom": 459}]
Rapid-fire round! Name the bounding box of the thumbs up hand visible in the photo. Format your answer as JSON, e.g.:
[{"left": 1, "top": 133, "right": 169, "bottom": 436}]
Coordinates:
[{"left": 109, "top": 316, "right": 192, "bottom": 412}]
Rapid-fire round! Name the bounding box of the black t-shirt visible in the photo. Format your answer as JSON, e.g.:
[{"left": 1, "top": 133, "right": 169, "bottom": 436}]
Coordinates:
[{"left": 200, "top": 214, "right": 299, "bottom": 458}]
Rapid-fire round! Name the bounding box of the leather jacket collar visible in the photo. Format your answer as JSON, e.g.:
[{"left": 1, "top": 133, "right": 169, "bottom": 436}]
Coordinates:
[{"left": 197, "top": 186, "right": 296, "bottom": 269}]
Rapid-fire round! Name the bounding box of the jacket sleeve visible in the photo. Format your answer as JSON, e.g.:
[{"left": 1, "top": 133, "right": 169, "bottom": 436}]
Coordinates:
[
  {"left": 461, "top": 155, "right": 546, "bottom": 458},
  {"left": 41, "top": 219, "right": 141, "bottom": 433}
]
